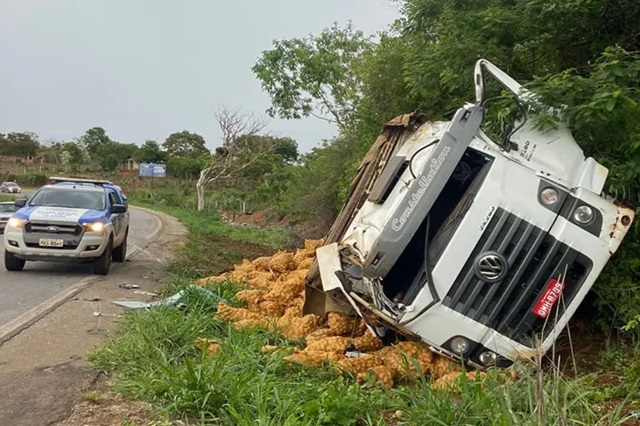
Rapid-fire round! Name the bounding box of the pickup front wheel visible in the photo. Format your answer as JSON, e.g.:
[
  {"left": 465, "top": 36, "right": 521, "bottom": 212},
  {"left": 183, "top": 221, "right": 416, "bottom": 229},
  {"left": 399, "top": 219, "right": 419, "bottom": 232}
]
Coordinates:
[
  {"left": 4, "top": 251, "right": 25, "bottom": 271},
  {"left": 93, "top": 239, "right": 113, "bottom": 275}
]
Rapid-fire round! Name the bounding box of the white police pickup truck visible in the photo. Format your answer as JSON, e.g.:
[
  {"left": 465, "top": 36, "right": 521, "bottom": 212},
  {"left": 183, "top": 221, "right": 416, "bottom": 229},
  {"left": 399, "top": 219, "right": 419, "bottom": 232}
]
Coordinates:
[{"left": 3, "top": 177, "right": 130, "bottom": 275}]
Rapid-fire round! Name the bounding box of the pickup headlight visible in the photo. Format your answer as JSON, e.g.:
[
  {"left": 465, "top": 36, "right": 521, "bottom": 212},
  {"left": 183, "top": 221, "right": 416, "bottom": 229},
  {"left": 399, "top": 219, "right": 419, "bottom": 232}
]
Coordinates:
[
  {"left": 573, "top": 205, "right": 594, "bottom": 224},
  {"left": 83, "top": 222, "right": 105, "bottom": 232},
  {"left": 7, "top": 218, "right": 26, "bottom": 228}
]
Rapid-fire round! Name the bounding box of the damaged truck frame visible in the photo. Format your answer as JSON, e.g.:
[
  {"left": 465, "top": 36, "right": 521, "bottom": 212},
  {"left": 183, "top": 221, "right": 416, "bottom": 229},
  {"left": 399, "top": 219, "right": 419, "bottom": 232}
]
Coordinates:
[{"left": 303, "top": 59, "right": 635, "bottom": 369}]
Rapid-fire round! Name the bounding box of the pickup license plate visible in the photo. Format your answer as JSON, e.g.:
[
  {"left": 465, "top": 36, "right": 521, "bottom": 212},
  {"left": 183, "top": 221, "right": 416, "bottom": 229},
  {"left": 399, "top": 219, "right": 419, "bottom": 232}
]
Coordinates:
[{"left": 39, "top": 238, "right": 64, "bottom": 248}]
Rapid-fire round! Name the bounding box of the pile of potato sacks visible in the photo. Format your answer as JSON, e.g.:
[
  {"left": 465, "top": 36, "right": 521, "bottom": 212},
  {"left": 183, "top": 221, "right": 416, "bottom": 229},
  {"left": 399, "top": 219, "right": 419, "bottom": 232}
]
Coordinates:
[{"left": 195, "top": 239, "right": 481, "bottom": 390}]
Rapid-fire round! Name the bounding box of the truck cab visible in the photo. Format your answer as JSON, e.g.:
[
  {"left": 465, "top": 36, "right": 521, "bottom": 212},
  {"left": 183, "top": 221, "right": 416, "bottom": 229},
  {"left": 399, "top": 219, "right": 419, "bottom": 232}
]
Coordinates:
[
  {"left": 3, "top": 177, "right": 130, "bottom": 275},
  {"left": 306, "top": 60, "right": 635, "bottom": 368}
]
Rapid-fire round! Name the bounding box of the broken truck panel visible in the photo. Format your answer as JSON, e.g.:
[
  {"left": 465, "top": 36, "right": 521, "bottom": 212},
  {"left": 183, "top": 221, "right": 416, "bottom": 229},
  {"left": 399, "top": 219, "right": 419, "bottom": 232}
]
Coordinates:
[{"left": 304, "top": 58, "right": 636, "bottom": 369}]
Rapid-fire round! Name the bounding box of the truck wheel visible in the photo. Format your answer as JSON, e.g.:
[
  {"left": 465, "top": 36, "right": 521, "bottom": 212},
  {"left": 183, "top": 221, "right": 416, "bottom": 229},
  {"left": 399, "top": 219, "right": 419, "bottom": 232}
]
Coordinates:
[
  {"left": 112, "top": 229, "right": 128, "bottom": 263},
  {"left": 93, "top": 239, "right": 113, "bottom": 275},
  {"left": 5, "top": 251, "right": 26, "bottom": 271}
]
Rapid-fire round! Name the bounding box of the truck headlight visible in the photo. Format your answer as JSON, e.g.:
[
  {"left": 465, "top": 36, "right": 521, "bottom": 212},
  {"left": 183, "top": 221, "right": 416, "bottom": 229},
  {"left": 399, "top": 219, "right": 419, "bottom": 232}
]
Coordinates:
[
  {"left": 7, "top": 218, "right": 26, "bottom": 228},
  {"left": 450, "top": 336, "right": 469, "bottom": 354},
  {"left": 478, "top": 350, "right": 497, "bottom": 366},
  {"left": 83, "top": 222, "right": 105, "bottom": 232},
  {"left": 573, "top": 205, "right": 594, "bottom": 224},
  {"left": 539, "top": 187, "right": 559, "bottom": 206}
]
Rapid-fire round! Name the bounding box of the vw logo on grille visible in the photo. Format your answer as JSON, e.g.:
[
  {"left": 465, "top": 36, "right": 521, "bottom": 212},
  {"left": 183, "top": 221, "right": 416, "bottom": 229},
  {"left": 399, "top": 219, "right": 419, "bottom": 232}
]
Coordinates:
[
  {"left": 474, "top": 251, "right": 508, "bottom": 283},
  {"left": 46, "top": 226, "right": 60, "bottom": 233}
]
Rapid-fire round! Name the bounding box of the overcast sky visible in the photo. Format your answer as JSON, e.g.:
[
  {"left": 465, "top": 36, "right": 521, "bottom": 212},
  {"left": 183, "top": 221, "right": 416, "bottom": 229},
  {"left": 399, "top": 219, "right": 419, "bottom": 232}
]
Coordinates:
[{"left": 0, "top": 0, "right": 400, "bottom": 152}]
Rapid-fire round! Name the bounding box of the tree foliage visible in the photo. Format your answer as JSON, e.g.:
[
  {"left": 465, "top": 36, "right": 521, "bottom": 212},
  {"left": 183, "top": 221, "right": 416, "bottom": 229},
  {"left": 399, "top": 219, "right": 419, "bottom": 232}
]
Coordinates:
[
  {"left": 0, "top": 132, "right": 40, "bottom": 157},
  {"left": 252, "top": 22, "right": 375, "bottom": 130},
  {"left": 80, "top": 127, "right": 111, "bottom": 154},
  {"left": 96, "top": 141, "right": 139, "bottom": 171},
  {"left": 136, "top": 140, "right": 166, "bottom": 163},
  {"left": 60, "top": 141, "right": 90, "bottom": 173},
  {"left": 163, "top": 131, "right": 209, "bottom": 158}
]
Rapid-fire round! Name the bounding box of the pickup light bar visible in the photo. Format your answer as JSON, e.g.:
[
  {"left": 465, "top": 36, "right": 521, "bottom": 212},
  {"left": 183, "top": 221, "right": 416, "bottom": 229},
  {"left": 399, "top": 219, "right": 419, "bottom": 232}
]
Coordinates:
[{"left": 48, "top": 176, "right": 114, "bottom": 186}]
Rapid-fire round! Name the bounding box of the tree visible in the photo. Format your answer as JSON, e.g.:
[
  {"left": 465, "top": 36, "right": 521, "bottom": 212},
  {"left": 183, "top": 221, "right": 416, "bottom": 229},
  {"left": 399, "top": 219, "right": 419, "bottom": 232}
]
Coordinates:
[
  {"left": 399, "top": 0, "right": 640, "bottom": 119},
  {"left": 195, "top": 106, "right": 271, "bottom": 211},
  {"left": 136, "top": 140, "right": 166, "bottom": 163},
  {"left": 163, "top": 131, "right": 209, "bottom": 157},
  {"left": 228, "top": 134, "right": 300, "bottom": 179},
  {"left": 80, "top": 127, "right": 111, "bottom": 154},
  {"left": 272, "top": 137, "right": 299, "bottom": 164},
  {"left": 95, "top": 141, "right": 139, "bottom": 171},
  {"left": 0, "top": 132, "right": 40, "bottom": 157},
  {"left": 60, "top": 141, "right": 89, "bottom": 173},
  {"left": 252, "top": 22, "right": 374, "bottom": 131},
  {"left": 166, "top": 155, "right": 208, "bottom": 179}
]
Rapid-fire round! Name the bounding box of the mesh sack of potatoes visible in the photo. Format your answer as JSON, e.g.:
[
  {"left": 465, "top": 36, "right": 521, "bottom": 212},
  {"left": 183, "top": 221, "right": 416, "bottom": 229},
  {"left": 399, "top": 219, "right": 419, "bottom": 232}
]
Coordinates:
[
  {"left": 356, "top": 365, "right": 397, "bottom": 390},
  {"left": 432, "top": 371, "right": 485, "bottom": 391},
  {"left": 277, "top": 314, "right": 321, "bottom": 339},
  {"left": 251, "top": 256, "right": 272, "bottom": 271},
  {"left": 268, "top": 251, "right": 295, "bottom": 273},
  {"left": 293, "top": 249, "right": 313, "bottom": 268},
  {"left": 284, "top": 349, "right": 345, "bottom": 366},
  {"left": 304, "top": 238, "right": 325, "bottom": 256},
  {"left": 201, "top": 246, "right": 478, "bottom": 391}
]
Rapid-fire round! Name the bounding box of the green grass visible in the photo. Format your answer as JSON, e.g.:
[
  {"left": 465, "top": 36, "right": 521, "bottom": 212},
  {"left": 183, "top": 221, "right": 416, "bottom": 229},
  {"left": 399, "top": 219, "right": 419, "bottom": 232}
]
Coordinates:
[
  {"left": 89, "top": 281, "right": 636, "bottom": 425},
  {"left": 128, "top": 191, "right": 294, "bottom": 280}
]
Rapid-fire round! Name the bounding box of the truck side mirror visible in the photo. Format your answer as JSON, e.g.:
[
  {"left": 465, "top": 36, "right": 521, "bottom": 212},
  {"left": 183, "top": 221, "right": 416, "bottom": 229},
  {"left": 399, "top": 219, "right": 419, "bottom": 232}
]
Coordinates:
[{"left": 14, "top": 198, "right": 27, "bottom": 208}]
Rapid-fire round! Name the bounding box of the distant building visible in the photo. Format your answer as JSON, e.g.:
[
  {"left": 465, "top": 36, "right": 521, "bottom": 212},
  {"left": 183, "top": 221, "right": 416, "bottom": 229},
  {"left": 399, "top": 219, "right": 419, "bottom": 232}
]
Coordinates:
[
  {"left": 121, "top": 158, "right": 139, "bottom": 171},
  {"left": 0, "top": 154, "right": 46, "bottom": 164}
]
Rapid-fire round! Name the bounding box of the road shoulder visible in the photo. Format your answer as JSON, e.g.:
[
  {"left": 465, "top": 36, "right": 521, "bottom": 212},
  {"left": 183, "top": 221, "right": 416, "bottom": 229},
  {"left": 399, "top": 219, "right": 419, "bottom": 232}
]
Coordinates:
[{"left": 0, "top": 210, "right": 187, "bottom": 426}]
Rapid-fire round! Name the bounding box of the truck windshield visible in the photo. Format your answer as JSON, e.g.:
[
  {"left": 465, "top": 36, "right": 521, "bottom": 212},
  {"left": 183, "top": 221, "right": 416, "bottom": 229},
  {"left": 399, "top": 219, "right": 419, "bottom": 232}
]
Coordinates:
[{"left": 28, "top": 188, "right": 106, "bottom": 210}]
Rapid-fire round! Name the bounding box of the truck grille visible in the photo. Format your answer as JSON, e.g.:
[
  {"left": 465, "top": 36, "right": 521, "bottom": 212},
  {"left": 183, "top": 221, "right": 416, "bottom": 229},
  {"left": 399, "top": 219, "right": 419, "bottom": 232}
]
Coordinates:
[
  {"left": 443, "top": 208, "right": 592, "bottom": 346},
  {"left": 25, "top": 222, "right": 83, "bottom": 235}
]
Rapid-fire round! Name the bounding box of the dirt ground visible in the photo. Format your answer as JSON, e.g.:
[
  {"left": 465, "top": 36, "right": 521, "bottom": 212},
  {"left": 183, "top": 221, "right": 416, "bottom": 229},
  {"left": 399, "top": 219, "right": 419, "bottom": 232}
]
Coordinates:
[{"left": 0, "top": 210, "right": 187, "bottom": 426}]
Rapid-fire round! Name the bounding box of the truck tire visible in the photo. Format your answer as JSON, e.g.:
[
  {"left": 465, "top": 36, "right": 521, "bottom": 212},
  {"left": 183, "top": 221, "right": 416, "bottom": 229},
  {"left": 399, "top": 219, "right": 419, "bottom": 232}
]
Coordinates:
[
  {"left": 4, "top": 251, "right": 25, "bottom": 271},
  {"left": 93, "top": 238, "right": 113, "bottom": 275},
  {"left": 112, "top": 229, "right": 128, "bottom": 263}
]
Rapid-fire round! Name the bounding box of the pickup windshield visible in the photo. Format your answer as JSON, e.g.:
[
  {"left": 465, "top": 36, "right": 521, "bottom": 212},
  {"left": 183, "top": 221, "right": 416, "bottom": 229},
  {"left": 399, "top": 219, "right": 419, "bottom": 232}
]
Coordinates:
[
  {"left": 29, "top": 188, "right": 106, "bottom": 210},
  {"left": 0, "top": 203, "right": 17, "bottom": 213}
]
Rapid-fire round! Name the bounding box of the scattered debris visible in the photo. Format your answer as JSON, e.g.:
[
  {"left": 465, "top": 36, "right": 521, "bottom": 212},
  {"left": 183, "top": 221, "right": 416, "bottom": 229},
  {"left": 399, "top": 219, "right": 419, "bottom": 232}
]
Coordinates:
[
  {"left": 132, "top": 290, "right": 158, "bottom": 297},
  {"left": 118, "top": 283, "right": 140, "bottom": 290},
  {"left": 93, "top": 312, "right": 120, "bottom": 318},
  {"left": 112, "top": 285, "right": 224, "bottom": 309}
]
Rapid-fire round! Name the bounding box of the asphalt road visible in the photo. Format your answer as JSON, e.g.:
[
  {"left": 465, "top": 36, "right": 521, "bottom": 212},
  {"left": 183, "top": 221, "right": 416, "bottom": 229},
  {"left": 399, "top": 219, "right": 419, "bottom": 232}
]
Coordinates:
[{"left": 0, "top": 207, "right": 160, "bottom": 328}]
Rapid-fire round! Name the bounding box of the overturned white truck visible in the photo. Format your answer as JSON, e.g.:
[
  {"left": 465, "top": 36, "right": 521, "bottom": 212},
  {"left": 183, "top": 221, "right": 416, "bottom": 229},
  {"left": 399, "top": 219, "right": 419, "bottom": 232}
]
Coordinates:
[{"left": 303, "top": 59, "right": 635, "bottom": 369}]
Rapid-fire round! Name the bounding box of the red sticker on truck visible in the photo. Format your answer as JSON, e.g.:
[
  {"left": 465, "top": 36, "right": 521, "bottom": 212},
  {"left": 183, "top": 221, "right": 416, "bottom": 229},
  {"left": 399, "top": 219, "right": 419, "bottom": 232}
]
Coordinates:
[{"left": 532, "top": 279, "right": 565, "bottom": 318}]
